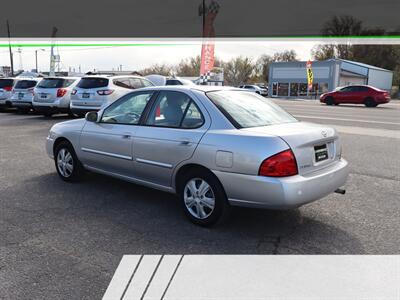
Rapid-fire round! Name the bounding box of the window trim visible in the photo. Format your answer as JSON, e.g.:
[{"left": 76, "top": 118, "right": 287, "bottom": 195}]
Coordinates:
[
  {"left": 99, "top": 90, "right": 157, "bottom": 126},
  {"left": 141, "top": 91, "right": 205, "bottom": 130}
]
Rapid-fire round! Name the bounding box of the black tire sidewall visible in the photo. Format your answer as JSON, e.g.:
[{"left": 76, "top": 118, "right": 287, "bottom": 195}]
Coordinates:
[
  {"left": 178, "top": 169, "right": 229, "bottom": 226},
  {"left": 326, "top": 97, "right": 334, "bottom": 105},
  {"left": 54, "top": 141, "right": 82, "bottom": 182}
]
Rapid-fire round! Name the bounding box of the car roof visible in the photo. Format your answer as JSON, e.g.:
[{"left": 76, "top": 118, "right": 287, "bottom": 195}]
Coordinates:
[
  {"left": 140, "top": 85, "right": 241, "bottom": 93},
  {"left": 43, "top": 76, "right": 80, "bottom": 80},
  {"left": 81, "top": 74, "right": 143, "bottom": 79}
]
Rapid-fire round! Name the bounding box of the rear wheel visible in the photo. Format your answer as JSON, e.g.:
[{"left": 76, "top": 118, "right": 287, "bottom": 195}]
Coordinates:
[
  {"left": 17, "top": 107, "right": 30, "bottom": 114},
  {"left": 364, "top": 97, "right": 377, "bottom": 107},
  {"left": 43, "top": 112, "right": 53, "bottom": 117},
  {"left": 325, "top": 96, "right": 335, "bottom": 105},
  {"left": 54, "top": 141, "right": 84, "bottom": 182},
  {"left": 178, "top": 168, "right": 230, "bottom": 226}
]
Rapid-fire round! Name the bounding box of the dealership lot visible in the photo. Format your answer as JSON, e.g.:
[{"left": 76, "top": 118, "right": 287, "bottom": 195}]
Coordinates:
[{"left": 0, "top": 101, "right": 399, "bottom": 299}]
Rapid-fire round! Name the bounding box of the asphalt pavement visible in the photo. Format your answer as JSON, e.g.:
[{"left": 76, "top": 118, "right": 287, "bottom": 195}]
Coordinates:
[{"left": 0, "top": 100, "right": 399, "bottom": 299}]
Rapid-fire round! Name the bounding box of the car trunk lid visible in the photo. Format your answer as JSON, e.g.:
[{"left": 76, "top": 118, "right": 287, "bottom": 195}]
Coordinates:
[{"left": 242, "top": 122, "right": 341, "bottom": 175}]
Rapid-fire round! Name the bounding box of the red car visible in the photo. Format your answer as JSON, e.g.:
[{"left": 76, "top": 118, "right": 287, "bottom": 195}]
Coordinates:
[{"left": 320, "top": 85, "right": 391, "bottom": 107}]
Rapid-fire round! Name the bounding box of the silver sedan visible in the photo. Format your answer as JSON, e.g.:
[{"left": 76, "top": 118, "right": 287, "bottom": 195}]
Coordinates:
[{"left": 46, "top": 86, "right": 349, "bottom": 226}]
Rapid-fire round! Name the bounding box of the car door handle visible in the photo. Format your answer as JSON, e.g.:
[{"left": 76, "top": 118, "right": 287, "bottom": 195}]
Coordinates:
[
  {"left": 179, "top": 139, "right": 191, "bottom": 145},
  {"left": 122, "top": 133, "right": 131, "bottom": 139}
]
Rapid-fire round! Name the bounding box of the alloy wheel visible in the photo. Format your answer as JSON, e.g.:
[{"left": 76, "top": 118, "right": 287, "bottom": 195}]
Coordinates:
[
  {"left": 57, "top": 148, "right": 74, "bottom": 178},
  {"left": 184, "top": 178, "right": 215, "bottom": 220}
]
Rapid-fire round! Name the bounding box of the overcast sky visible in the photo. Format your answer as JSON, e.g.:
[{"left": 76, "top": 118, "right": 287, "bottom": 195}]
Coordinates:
[{"left": 0, "top": 41, "right": 318, "bottom": 73}]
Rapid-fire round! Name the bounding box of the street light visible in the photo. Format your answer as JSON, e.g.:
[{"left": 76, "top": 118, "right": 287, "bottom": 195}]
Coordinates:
[{"left": 35, "top": 49, "right": 45, "bottom": 73}]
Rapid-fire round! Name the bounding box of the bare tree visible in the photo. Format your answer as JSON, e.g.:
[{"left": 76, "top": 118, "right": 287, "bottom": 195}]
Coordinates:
[
  {"left": 223, "top": 56, "right": 255, "bottom": 86},
  {"left": 139, "top": 64, "right": 174, "bottom": 76}
]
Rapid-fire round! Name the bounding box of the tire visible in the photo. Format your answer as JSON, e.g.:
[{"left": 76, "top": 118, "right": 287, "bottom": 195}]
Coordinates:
[
  {"left": 364, "top": 98, "right": 377, "bottom": 107},
  {"left": 178, "top": 168, "right": 230, "bottom": 226},
  {"left": 17, "top": 107, "right": 30, "bottom": 114},
  {"left": 43, "top": 112, "right": 53, "bottom": 117},
  {"left": 54, "top": 141, "right": 84, "bottom": 182},
  {"left": 325, "top": 96, "right": 335, "bottom": 105}
]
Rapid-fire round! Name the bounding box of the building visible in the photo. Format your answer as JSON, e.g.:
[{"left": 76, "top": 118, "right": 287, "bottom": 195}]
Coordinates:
[{"left": 268, "top": 59, "right": 393, "bottom": 98}]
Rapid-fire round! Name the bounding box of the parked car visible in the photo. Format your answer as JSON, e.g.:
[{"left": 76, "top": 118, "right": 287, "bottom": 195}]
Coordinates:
[
  {"left": 320, "top": 85, "right": 391, "bottom": 107},
  {"left": 0, "top": 78, "right": 16, "bottom": 109},
  {"left": 32, "top": 77, "right": 80, "bottom": 117},
  {"left": 46, "top": 86, "right": 349, "bottom": 226},
  {"left": 10, "top": 78, "right": 42, "bottom": 113},
  {"left": 70, "top": 75, "right": 155, "bottom": 116},
  {"left": 239, "top": 84, "right": 268, "bottom": 96},
  {"left": 166, "top": 78, "right": 196, "bottom": 86}
]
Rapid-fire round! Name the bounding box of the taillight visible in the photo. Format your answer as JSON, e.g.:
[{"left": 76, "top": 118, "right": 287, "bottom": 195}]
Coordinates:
[
  {"left": 57, "top": 88, "right": 67, "bottom": 97},
  {"left": 3, "top": 86, "right": 12, "bottom": 92},
  {"left": 71, "top": 89, "right": 77, "bottom": 95},
  {"left": 97, "top": 89, "right": 114, "bottom": 95},
  {"left": 259, "top": 149, "right": 298, "bottom": 177}
]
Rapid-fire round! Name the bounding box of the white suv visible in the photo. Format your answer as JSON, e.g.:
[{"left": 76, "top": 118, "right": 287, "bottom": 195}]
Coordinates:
[
  {"left": 32, "top": 77, "right": 80, "bottom": 117},
  {"left": 0, "top": 78, "right": 16, "bottom": 109},
  {"left": 10, "top": 78, "right": 42, "bottom": 113},
  {"left": 70, "top": 75, "right": 154, "bottom": 116}
]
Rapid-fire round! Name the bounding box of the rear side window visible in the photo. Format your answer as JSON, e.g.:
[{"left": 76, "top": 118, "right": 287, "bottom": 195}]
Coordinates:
[
  {"left": 113, "top": 78, "right": 132, "bottom": 89},
  {"left": 166, "top": 79, "right": 182, "bottom": 85},
  {"left": 77, "top": 77, "right": 109, "bottom": 89},
  {"left": 37, "top": 78, "right": 76, "bottom": 88},
  {"left": 141, "top": 79, "right": 154, "bottom": 87},
  {"left": 130, "top": 78, "right": 143, "bottom": 89},
  {"left": 0, "top": 79, "right": 14, "bottom": 88},
  {"left": 14, "top": 80, "right": 37, "bottom": 89}
]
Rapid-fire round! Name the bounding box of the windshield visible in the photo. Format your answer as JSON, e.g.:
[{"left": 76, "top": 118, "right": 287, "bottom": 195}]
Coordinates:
[
  {"left": 77, "top": 77, "right": 109, "bottom": 89},
  {"left": 0, "top": 79, "right": 14, "bottom": 88},
  {"left": 37, "top": 78, "right": 76, "bottom": 88},
  {"left": 207, "top": 90, "right": 297, "bottom": 128},
  {"left": 14, "top": 80, "right": 37, "bottom": 89}
]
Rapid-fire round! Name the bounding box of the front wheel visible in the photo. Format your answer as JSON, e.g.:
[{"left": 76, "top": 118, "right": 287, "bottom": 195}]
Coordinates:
[
  {"left": 325, "top": 97, "right": 335, "bottom": 105},
  {"left": 179, "top": 169, "right": 230, "bottom": 226},
  {"left": 364, "top": 98, "right": 377, "bottom": 107},
  {"left": 54, "top": 141, "right": 84, "bottom": 182}
]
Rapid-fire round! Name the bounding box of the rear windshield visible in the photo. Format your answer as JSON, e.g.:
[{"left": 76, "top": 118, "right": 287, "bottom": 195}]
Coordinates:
[
  {"left": 14, "top": 80, "right": 37, "bottom": 89},
  {"left": 37, "top": 78, "right": 75, "bottom": 88},
  {"left": 207, "top": 91, "right": 297, "bottom": 128},
  {"left": 0, "top": 79, "right": 14, "bottom": 88},
  {"left": 77, "top": 77, "right": 109, "bottom": 89}
]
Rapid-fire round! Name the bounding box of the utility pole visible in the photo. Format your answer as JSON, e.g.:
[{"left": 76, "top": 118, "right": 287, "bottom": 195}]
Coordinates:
[
  {"left": 6, "top": 20, "right": 14, "bottom": 76},
  {"left": 49, "top": 27, "right": 58, "bottom": 76},
  {"left": 202, "top": 0, "right": 206, "bottom": 36},
  {"left": 35, "top": 49, "right": 45, "bottom": 73}
]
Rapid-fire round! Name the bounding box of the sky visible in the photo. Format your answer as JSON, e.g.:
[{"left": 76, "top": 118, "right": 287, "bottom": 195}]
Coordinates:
[{"left": 0, "top": 41, "right": 318, "bottom": 74}]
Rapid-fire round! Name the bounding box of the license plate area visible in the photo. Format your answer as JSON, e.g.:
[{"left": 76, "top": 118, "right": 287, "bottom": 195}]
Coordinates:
[
  {"left": 40, "top": 93, "right": 47, "bottom": 98},
  {"left": 314, "top": 144, "right": 328, "bottom": 162},
  {"left": 18, "top": 92, "right": 24, "bottom": 99},
  {"left": 82, "top": 93, "right": 90, "bottom": 98}
]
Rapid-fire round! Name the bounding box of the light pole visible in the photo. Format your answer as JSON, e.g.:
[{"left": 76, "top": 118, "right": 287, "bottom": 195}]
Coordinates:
[{"left": 35, "top": 49, "right": 45, "bottom": 73}]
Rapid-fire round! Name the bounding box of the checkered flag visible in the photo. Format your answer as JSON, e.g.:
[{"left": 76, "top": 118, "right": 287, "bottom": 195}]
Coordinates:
[
  {"left": 200, "top": 71, "right": 211, "bottom": 84},
  {"left": 199, "top": 0, "right": 220, "bottom": 16}
]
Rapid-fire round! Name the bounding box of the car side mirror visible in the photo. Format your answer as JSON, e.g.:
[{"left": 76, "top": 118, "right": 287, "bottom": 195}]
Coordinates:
[{"left": 85, "top": 111, "right": 98, "bottom": 122}]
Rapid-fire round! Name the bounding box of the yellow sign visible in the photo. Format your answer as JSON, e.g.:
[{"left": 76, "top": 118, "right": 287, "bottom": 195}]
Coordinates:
[{"left": 306, "top": 60, "right": 313, "bottom": 90}]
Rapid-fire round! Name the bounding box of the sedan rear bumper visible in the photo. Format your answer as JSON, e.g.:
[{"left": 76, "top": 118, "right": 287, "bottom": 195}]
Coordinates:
[{"left": 213, "top": 159, "right": 349, "bottom": 209}]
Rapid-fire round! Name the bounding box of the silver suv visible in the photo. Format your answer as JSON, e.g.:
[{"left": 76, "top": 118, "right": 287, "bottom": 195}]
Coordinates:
[
  {"left": 239, "top": 84, "right": 268, "bottom": 97},
  {"left": 70, "top": 75, "right": 154, "bottom": 116},
  {"left": 10, "top": 78, "right": 42, "bottom": 113},
  {"left": 32, "top": 77, "right": 80, "bottom": 117},
  {"left": 0, "top": 78, "right": 16, "bottom": 109}
]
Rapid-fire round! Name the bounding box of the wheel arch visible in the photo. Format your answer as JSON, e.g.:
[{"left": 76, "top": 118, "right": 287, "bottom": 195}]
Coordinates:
[
  {"left": 53, "top": 137, "right": 73, "bottom": 156},
  {"left": 174, "top": 163, "right": 225, "bottom": 195}
]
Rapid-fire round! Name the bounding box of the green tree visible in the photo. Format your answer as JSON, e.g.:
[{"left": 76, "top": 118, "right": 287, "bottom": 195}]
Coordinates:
[
  {"left": 139, "top": 64, "right": 173, "bottom": 76},
  {"left": 257, "top": 50, "right": 299, "bottom": 82},
  {"left": 223, "top": 56, "right": 255, "bottom": 86}
]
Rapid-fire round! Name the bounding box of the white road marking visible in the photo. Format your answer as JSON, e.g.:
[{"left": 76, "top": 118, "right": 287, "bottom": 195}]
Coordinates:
[
  {"left": 293, "top": 114, "right": 400, "bottom": 126},
  {"left": 122, "top": 255, "right": 162, "bottom": 300},
  {"left": 325, "top": 124, "right": 400, "bottom": 139},
  {"left": 102, "top": 255, "right": 142, "bottom": 300}
]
